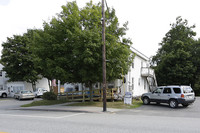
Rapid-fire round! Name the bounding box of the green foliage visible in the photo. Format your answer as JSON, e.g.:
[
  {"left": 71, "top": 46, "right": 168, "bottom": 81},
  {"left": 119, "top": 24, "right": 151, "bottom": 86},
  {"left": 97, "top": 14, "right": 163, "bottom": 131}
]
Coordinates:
[
  {"left": 152, "top": 17, "right": 196, "bottom": 86},
  {"left": 42, "top": 92, "right": 57, "bottom": 100},
  {"left": 1, "top": 1, "right": 133, "bottom": 97},
  {"left": 1, "top": 33, "right": 40, "bottom": 87},
  {"left": 32, "top": 1, "right": 133, "bottom": 84},
  {"left": 192, "top": 39, "right": 200, "bottom": 95}
]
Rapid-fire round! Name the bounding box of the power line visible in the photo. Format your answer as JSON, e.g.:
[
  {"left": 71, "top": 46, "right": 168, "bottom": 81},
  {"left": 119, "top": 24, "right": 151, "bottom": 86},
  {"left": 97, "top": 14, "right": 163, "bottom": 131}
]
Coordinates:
[{"left": 105, "top": 0, "right": 110, "bottom": 15}]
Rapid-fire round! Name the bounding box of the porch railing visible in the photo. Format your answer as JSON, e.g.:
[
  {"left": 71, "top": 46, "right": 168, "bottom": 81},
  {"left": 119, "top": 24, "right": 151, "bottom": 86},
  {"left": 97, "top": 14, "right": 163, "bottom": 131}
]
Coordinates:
[{"left": 141, "top": 67, "right": 154, "bottom": 77}]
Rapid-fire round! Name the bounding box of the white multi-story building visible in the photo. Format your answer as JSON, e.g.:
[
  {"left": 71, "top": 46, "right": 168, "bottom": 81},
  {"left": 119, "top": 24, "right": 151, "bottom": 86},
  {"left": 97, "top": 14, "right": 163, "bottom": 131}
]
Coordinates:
[{"left": 114, "top": 47, "right": 157, "bottom": 97}]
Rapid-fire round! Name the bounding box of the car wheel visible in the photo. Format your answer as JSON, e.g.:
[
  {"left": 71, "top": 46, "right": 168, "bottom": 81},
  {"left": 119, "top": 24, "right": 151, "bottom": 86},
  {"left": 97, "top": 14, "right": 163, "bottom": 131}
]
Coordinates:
[
  {"left": 182, "top": 103, "right": 189, "bottom": 107},
  {"left": 18, "top": 96, "right": 21, "bottom": 101},
  {"left": 2, "top": 93, "right": 7, "bottom": 98},
  {"left": 169, "top": 99, "right": 178, "bottom": 108},
  {"left": 143, "top": 97, "right": 150, "bottom": 105}
]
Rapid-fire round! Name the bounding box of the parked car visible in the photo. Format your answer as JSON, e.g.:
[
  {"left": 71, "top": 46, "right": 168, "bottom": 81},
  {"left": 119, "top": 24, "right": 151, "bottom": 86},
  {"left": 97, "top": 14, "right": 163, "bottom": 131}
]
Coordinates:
[
  {"left": 0, "top": 90, "right": 8, "bottom": 98},
  {"left": 14, "top": 90, "right": 35, "bottom": 100},
  {"left": 34, "top": 88, "right": 48, "bottom": 98},
  {"left": 141, "top": 85, "right": 195, "bottom": 108}
]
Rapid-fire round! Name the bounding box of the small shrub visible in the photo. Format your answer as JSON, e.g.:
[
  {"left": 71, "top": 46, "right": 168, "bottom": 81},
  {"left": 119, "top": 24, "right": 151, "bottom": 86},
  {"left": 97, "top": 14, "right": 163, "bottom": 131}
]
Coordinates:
[{"left": 42, "top": 92, "right": 57, "bottom": 100}]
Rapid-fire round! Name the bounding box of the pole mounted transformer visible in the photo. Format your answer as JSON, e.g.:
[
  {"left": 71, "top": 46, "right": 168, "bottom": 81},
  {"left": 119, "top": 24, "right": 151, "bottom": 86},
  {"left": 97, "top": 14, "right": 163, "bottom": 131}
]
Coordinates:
[{"left": 102, "top": 0, "right": 107, "bottom": 112}]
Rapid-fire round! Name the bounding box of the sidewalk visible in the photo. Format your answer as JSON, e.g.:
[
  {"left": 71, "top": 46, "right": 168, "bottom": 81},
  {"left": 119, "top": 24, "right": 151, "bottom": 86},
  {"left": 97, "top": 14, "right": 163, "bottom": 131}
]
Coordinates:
[{"left": 15, "top": 102, "right": 122, "bottom": 114}]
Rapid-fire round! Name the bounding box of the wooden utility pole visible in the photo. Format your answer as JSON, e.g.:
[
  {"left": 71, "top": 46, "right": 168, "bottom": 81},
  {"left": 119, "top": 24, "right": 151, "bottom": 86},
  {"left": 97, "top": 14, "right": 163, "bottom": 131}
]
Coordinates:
[{"left": 102, "top": 0, "right": 107, "bottom": 112}]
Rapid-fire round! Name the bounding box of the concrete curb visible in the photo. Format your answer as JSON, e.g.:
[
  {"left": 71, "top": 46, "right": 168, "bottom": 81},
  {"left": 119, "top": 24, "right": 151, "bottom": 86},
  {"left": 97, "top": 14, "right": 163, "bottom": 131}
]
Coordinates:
[{"left": 11, "top": 106, "right": 120, "bottom": 114}]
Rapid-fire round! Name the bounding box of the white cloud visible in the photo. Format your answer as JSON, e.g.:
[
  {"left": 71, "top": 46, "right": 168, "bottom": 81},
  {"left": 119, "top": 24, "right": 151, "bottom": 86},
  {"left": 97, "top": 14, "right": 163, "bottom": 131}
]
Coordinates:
[{"left": 0, "top": 0, "right": 11, "bottom": 6}]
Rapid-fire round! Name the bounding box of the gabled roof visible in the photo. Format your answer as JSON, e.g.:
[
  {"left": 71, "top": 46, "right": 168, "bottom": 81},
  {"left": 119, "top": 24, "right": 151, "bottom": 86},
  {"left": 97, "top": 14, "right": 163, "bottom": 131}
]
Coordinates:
[{"left": 130, "top": 46, "right": 149, "bottom": 61}]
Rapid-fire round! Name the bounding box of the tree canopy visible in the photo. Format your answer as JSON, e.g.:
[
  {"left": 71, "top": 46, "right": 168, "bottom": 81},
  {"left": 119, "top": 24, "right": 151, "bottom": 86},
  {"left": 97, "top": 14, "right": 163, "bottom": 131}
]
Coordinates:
[
  {"left": 32, "top": 1, "right": 133, "bottom": 85},
  {"left": 1, "top": 33, "right": 40, "bottom": 89},
  {"left": 152, "top": 17, "right": 196, "bottom": 87},
  {"left": 0, "top": 1, "right": 133, "bottom": 96}
]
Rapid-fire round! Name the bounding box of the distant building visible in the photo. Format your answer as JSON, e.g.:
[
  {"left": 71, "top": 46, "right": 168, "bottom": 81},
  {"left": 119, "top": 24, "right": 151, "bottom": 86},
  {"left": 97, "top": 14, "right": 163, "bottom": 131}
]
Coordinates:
[{"left": 0, "top": 64, "right": 50, "bottom": 97}]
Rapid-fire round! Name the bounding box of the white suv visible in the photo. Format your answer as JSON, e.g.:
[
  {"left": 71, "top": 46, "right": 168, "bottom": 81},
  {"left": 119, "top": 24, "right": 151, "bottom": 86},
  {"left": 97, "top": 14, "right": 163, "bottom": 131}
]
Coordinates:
[{"left": 141, "top": 85, "right": 195, "bottom": 108}]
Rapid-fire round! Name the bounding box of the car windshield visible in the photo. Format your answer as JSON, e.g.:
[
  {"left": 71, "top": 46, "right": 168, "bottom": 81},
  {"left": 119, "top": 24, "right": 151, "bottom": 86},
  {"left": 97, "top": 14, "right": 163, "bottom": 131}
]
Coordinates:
[{"left": 183, "top": 86, "right": 194, "bottom": 93}]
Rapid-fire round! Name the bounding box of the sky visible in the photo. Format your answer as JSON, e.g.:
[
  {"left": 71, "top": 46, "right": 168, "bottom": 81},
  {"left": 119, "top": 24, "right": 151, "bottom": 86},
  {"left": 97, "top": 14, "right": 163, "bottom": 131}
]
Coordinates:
[{"left": 0, "top": 0, "right": 200, "bottom": 58}]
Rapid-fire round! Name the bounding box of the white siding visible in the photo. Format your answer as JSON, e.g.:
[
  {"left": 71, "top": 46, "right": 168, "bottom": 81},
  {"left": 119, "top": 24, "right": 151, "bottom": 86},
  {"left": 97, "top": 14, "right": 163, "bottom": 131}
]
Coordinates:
[{"left": 119, "top": 47, "right": 152, "bottom": 97}]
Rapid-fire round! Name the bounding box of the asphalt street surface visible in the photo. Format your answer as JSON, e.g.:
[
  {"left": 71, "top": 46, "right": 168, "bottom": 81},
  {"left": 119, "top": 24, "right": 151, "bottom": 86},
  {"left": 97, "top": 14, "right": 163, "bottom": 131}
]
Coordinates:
[{"left": 0, "top": 97, "right": 200, "bottom": 133}]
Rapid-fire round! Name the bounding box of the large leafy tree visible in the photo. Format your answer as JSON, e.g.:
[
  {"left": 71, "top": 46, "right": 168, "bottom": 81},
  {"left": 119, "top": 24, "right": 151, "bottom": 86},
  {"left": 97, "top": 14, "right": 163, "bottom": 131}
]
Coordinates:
[
  {"left": 32, "top": 1, "right": 133, "bottom": 100},
  {"left": 191, "top": 39, "right": 200, "bottom": 94},
  {"left": 1, "top": 33, "right": 40, "bottom": 90},
  {"left": 152, "top": 17, "right": 196, "bottom": 86}
]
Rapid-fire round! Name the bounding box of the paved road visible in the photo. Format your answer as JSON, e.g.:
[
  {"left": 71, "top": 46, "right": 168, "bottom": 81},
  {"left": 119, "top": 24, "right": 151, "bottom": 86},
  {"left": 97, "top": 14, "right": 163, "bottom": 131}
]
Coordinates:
[{"left": 0, "top": 97, "right": 199, "bottom": 133}]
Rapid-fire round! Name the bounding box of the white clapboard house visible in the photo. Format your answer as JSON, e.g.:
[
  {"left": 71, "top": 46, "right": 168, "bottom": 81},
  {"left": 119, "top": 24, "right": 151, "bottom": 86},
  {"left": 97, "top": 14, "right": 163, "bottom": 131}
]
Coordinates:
[{"left": 115, "top": 47, "right": 157, "bottom": 97}]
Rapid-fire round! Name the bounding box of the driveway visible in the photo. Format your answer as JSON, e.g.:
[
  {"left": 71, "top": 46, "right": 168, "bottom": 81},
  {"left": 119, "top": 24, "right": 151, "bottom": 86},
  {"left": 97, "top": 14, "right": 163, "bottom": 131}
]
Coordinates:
[
  {"left": 118, "top": 97, "right": 200, "bottom": 118},
  {"left": 0, "top": 97, "right": 42, "bottom": 110}
]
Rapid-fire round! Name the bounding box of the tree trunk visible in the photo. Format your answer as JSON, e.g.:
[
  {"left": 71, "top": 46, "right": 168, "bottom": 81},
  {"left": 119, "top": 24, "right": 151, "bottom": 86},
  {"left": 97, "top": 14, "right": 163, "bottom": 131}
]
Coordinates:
[
  {"left": 48, "top": 79, "right": 51, "bottom": 91},
  {"left": 32, "top": 82, "right": 36, "bottom": 92}
]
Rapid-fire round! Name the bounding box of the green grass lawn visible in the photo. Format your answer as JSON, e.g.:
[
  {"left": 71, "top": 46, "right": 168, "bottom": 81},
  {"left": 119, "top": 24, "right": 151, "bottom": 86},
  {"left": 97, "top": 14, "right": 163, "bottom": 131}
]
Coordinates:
[
  {"left": 67, "top": 99, "right": 143, "bottom": 109},
  {"left": 21, "top": 99, "right": 143, "bottom": 109}
]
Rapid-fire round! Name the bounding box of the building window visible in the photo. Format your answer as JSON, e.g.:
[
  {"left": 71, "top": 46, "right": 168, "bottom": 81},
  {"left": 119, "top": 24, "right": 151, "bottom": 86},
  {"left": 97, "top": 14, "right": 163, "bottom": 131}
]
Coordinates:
[
  {"left": 141, "top": 61, "right": 143, "bottom": 68},
  {"left": 138, "top": 78, "right": 141, "bottom": 86},
  {"left": 132, "top": 78, "right": 134, "bottom": 90},
  {"left": 0, "top": 85, "right": 3, "bottom": 90},
  {"left": 132, "top": 62, "right": 134, "bottom": 68},
  {"left": 144, "top": 79, "right": 146, "bottom": 90}
]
